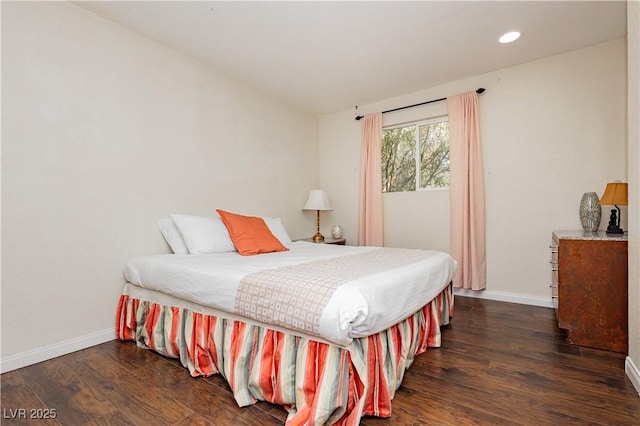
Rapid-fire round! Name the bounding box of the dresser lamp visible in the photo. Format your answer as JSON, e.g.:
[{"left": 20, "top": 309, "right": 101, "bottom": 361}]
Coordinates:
[
  {"left": 303, "top": 189, "right": 333, "bottom": 243},
  {"left": 599, "top": 182, "right": 628, "bottom": 235}
]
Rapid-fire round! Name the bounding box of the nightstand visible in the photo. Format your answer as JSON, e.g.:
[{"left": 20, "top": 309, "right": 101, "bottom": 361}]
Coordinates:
[{"left": 297, "top": 238, "right": 346, "bottom": 245}]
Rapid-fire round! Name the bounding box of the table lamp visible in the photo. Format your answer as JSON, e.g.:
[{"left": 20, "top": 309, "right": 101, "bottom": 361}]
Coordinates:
[
  {"left": 599, "top": 182, "right": 628, "bottom": 235},
  {"left": 303, "top": 190, "right": 333, "bottom": 243}
]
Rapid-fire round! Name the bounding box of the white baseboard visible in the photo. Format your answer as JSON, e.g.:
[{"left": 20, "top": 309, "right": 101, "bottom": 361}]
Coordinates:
[
  {"left": 1, "top": 297, "right": 637, "bottom": 397},
  {"left": 1, "top": 328, "right": 116, "bottom": 374},
  {"left": 0, "top": 291, "right": 592, "bottom": 374},
  {"left": 626, "top": 356, "right": 640, "bottom": 395},
  {"left": 454, "top": 288, "right": 554, "bottom": 308}
]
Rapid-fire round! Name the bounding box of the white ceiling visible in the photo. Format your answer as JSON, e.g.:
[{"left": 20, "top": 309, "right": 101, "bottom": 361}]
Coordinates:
[{"left": 75, "top": 1, "right": 627, "bottom": 115}]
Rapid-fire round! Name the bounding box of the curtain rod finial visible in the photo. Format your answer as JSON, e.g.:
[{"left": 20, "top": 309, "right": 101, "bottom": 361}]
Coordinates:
[{"left": 354, "top": 106, "right": 363, "bottom": 120}]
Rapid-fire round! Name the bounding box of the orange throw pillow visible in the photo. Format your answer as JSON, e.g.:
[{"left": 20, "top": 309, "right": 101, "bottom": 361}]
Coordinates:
[{"left": 216, "top": 209, "right": 289, "bottom": 256}]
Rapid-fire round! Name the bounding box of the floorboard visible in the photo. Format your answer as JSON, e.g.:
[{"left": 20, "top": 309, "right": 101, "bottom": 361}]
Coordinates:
[{"left": 2, "top": 296, "right": 639, "bottom": 425}]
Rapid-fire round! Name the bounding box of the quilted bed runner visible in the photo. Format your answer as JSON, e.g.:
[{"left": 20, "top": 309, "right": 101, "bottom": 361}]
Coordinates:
[{"left": 235, "top": 247, "right": 430, "bottom": 338}]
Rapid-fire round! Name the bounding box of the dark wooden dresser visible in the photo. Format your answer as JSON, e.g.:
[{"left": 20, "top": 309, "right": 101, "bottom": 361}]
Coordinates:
[{"left": 550, "top": 230, "right": 628, "bottom": 353}]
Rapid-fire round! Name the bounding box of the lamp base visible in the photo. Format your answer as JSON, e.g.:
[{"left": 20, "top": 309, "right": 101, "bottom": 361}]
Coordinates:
[
  {"left": 312, "top": 232, "right": 325, "bottom": 243},
  {"left": 606, "top": 227, "right": 624, "bottom": 236},
  {"left": 605, "top": 207, "right": 624, "bottom": 236}
]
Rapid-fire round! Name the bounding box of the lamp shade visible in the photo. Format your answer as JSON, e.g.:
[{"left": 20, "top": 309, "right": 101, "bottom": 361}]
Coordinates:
[
  {"left": 599, "top": 182, "right": 628, "bottom": 206},
  {"left": 303, "top": 190, "right": 333, "bottom": 211}
]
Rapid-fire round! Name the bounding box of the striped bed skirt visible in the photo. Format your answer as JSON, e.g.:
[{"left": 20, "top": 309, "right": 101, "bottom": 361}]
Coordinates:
[{"left": 116, "top": 283, "right": 453, "bottom": 425}]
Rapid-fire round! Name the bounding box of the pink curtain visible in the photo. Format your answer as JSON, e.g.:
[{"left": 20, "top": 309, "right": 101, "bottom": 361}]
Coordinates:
[
  {"left": 447, "top": 92, "right": 486, "bottom": 290},
  {"left": 358, "top": 113, "right": 384, "bottom": 246}
]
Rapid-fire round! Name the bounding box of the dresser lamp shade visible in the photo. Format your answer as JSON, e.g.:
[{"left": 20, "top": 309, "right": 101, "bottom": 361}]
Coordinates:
[
  {"left": 599, "top": 182, "right": 628, "bottom": 206},
  {"left": 599, "top": 182, "right": 628, "bottom": 235},
  {"left": 303, "top": 190, "right": 333, "bottom": 243}
]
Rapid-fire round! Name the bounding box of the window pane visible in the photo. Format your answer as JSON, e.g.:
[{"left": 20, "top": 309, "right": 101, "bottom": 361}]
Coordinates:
[
  {"left": 381, "top": 126, "right": 416, "bottom": 192},
  {"left": 419, "top": 121, "right": 450, "bottom": 189}
]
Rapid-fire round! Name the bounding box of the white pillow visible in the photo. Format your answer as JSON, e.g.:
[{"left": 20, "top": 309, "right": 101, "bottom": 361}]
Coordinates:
[
  {"left": 264, "top": 217, "right": 293, "bottom": 246},
  {"left": 157, "top": 218, "right": 188, "bottom": 254},
  {"left": 171, "top": 214, "right": 236, "bottom": 254}
]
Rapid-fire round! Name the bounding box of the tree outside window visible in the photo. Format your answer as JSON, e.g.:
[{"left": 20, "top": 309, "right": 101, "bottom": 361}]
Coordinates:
[{"left": 381, "top": 118, "right": 450, "bottom": 192}]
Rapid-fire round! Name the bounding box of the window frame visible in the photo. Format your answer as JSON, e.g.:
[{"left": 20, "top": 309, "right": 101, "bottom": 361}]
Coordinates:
[{"left": 382, "top": 115, "right": 450, "bottom": 193}]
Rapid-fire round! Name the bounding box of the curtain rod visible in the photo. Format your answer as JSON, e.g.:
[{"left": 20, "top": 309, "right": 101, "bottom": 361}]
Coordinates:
[{"left": 354, "top": 88, "right": 485, "bottom": 121}]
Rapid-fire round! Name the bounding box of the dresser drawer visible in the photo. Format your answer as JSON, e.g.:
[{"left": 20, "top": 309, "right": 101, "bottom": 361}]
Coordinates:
[{"left": 549, "top": 242, "right": 559, "bottom": 313}]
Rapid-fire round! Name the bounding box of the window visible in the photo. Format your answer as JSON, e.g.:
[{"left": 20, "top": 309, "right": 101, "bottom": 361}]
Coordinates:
[{"left": 381, "top": 117, "right": 450, "bottom": 193}]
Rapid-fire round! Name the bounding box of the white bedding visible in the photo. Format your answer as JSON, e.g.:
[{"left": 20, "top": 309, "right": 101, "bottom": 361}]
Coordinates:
[{"left": 124, "top": 241, "right": 456, "bottom": 346}]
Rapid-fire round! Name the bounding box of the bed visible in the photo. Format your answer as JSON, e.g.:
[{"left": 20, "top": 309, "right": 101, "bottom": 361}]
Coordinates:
[{"left": 116, "top": 212, "right": 456, "bottom": 425}]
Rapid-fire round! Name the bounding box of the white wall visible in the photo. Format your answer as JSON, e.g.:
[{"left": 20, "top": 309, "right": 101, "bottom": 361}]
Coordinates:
[
  {"left": 2, "top": 1, "right": 635, "bottom": 381},
  {"left": 1, "top": 2, "right": 318, "bottom": 364},
  {"left": 319, "top": 39, "right": 627, "bottom": 305},
  {"left": 626, "top": 0, "right": 640, "bottom": 394}
]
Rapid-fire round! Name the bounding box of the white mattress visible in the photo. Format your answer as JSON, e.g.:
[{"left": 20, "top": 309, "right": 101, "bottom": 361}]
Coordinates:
[{"left": 124, "top": 241, "right": 456, "bottom": 346}]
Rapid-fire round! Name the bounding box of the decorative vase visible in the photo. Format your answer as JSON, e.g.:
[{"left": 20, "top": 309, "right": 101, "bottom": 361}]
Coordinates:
[
  {"left": 579, "top": 192, "right": 601, "bottom": 233},
  {"left": 332, "top": 225, "right": 343, "bottom": 239}
]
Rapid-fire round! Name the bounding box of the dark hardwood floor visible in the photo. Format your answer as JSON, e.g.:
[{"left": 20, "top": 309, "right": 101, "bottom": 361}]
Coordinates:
[{"left": 2, "top": 296, "right": 639, "bottom": 425}]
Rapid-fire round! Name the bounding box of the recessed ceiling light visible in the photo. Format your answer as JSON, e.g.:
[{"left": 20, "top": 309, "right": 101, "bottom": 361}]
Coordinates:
[{"left": 499, "top": 31, "right": 521, "bottom": 44}]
